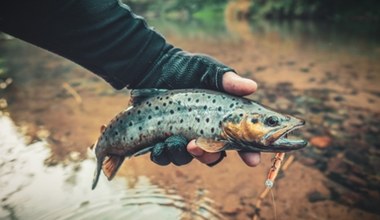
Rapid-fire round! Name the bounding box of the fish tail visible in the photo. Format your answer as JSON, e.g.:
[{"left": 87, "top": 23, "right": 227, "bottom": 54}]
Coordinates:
[
  {"left": 91, "top": 139, "right": 125, "bottom": 190},
  {"left": 92, "top": 158, "right": 103, "bottom": 190},
  {"left": 91, "top": 139, "right": 102, "bottom": 190}
]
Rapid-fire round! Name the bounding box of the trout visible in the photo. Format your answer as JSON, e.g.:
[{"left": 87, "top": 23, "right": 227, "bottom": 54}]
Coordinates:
[{"left": 92, "top": 89, "right": 307, "bottom": 189}]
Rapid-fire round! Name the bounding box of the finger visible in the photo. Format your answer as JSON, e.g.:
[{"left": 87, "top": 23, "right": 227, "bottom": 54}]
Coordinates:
[
  {"left": 222, "top": 72, "right": 258, "bottom": 96},
  {"left": 238, "top": 151, "right": 261, "bottom": 167},
  {"left": 187, "top": 140, "right": 222, "bottom": 165}
]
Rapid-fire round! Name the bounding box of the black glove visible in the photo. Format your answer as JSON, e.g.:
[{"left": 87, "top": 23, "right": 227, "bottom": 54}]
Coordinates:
[
  {"left": 133, "top": 47, "right": 235, "bottom": 91},
  {"left": 150, "top": 135, "right": 227, "bottom": 166},
  {"left": 150, "top": 135, "right": 193, "bottom": 166}
]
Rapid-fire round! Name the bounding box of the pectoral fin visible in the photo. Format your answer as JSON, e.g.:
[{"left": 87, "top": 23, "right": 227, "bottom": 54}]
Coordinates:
[
  {"left": 102, "top": 155, "right": 125, "bottom": 181},
  {"left": 195, "top": 137, "right": 227, "bottom": 153}
]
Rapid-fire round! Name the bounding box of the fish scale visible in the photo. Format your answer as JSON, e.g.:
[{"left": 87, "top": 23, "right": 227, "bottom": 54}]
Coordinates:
[{"left": 92, "top": 89, "right": 307, "bottom": 189}]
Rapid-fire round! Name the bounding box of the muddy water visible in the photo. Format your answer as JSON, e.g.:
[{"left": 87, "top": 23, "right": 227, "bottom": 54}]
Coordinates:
[{"left": 1, "top": 18, "right": 380, "bottom": 220}]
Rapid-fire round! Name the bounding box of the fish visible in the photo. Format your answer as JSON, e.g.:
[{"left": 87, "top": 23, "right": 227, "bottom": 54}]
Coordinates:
[{"left": 91, "top": 89, "right": 307, "bottom": 189}]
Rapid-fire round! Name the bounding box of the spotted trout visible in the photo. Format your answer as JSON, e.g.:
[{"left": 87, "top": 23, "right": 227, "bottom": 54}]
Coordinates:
[{"left": 92, "top": 89, "right": 307, "bottom": 189}]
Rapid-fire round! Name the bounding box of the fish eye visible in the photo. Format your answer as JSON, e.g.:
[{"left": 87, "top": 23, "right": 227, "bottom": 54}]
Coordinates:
[{"left": 265, "top": 116, "right": 279, "bottom": 127}]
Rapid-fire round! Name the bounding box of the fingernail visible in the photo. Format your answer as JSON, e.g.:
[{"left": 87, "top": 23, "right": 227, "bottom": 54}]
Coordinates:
[{"left": 187, "top": 144, "right": 204, "bottom": 157}]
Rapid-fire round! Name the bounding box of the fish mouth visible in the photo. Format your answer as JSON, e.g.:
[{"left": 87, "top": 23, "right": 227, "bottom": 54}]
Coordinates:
[
  {"left": 257, "top": 119, "right": 307, "bottom": 152},
  {"left": 268, "top": 123, "right": 308, "bottom": 151}
]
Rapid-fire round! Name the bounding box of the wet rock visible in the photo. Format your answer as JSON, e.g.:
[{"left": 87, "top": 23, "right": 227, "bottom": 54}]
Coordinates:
[
  {"left": 255, "top": 66, "right": 267, "bottom": 72},
  {"left": 310, "top": 136, "right": 332, "bottom": 149},
  {"left": 307, "top": 190, "right": 327, "bottom": 202},
  {"left": 36, "top": 128, "right": 50, "bottom": 140},
  {"left": 333, "top": 95, "right": 345, "bottom": 102},
  {"left": 286, "top": 61, "right": 296, "bottom": 66},
  {"left": 69, "top": 151, "right": 81, "bottom": 162},
  {"left": 0, "top": 99, "right": 7, "bottom": 109}
]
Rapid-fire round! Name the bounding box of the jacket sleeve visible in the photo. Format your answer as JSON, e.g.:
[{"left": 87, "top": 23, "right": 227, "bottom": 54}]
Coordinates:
[
  {"left": 0, "top": 0, "right": 234, "bottom": 91},
  {"left": 0, "top": 0, "right": 167, "bottom": 89}
]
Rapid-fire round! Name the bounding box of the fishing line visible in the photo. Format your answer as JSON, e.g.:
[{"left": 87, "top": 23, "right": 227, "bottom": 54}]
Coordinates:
[{"left": 271, "top": 189, "right": 277, "bottom": 220}]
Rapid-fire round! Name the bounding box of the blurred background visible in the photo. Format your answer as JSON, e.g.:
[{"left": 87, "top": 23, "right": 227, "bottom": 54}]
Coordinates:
[{"left": 1, "top": 0, "right": 379, "bottom": 219}]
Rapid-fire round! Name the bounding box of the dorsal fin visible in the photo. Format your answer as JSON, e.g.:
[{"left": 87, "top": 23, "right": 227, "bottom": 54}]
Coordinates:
[{"left": 130, "top": 89, "right": 168, "bottom": 106}]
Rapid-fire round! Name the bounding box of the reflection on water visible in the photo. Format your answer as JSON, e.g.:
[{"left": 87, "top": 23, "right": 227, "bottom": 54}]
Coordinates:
[{"left": 0, "top": 115, "right": 223, "bottom": 220}]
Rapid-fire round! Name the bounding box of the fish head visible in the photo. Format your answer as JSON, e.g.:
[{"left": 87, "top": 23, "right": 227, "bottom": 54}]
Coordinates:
[{"left": 221, "top": 107, "right": 307, "bottom": 152}]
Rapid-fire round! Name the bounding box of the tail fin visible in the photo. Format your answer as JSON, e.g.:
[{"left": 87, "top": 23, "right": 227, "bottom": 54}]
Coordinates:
[
  {"left": 91, "top": 155, "right": 125, "bottom": 190},
  {"left": 92, "top": 159, "right": 103, "bottom": 190}
]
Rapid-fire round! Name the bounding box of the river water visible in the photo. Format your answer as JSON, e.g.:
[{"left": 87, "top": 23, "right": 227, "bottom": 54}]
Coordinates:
[{"left": 0, "top": 17, "right": 379, "bottom": 220}]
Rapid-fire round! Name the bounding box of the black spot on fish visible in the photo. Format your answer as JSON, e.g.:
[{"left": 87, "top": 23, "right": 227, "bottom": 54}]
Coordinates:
[
  {"left": 123, "top": 137, "right": 125, "bottom": 141},
  {"left": 130, "top": 137, "right": 133, "bottom": 140},
  {"left": 200, "top": 129, "right": 204, "bottom": 135},
  {"left": 195, "top": 99, "right": 199, "bottom": 103},
  {"left": 196, "top": 118, "right": 200, "bottom": 123},
  {"left": 170, "top": 126, "right": 173, "bottom": 130},
  {"left": 177, "top": 107, "right": 181, "bottom": 111},
  {"left": 204, "top": 105, "right": 207, "bottom": 110},
  {"left": 188, "top": 98, "right": 191, "bottom": 101},
  {"left": 115, "top": 131, "right": 118, "bottom": 135},
  {"left": 160, "top": 97, "right": 163, "bottom": 100},
  {"left": 166, "top": 96, "right": 169, "bottom": 99},
  {"left": 230, "top": 104, "right": 234, "bottom": 108},
  {"left": 170, "top": 110, "right": 174, "bottom": 114},
  {"left": 129, "top": 122, "right": 133, "bottom": 126},
  {"left": 189, "top": 127, "right": 192, "bottom": 130},
  {"left": 212, "top": 99, "right": 216, "bottom": 103},
  {"left": 148, "top": 115, "right": 152, "bottom": 120},
  {"left": 137, "top": 110, "right": 141, "bottom": 114},
  {"left": 139, "top": 127, "right": 142, "bottom": 131},
  {"left": 211, "top": 128, "right": 215, "bottom": 133},
  {"left": 222, "top": 96, "right": 226, "bottom": 100},
  {"left": 155, "top": 106, "right": 159, "bottom": 110},
  {"left": 169, "top": 101, "right": 173, "bottom": 104},
  {"left": 218, "top": 107, "right": 222, "bottom": 111},
  {"left": 119, "top": 120, "right": 123, "bottom": 124},
  {"left": 188, "top": 108, "right": 192, "bottom": 112},
  {"left": 128, "top": 112, "right": 131, "bottom": 115},
  {"left": 180, "top": 119, "right": 184, "bottom": 123},
  {"left": 158, "top": 121, "right": 161, "bottom": 125},
  {"left": 163, "top": 103, "right": 167, "bottom": 106},
  {"left": 208, "top": 96, "right": 211, "bottom": 99},
  {"left": 239, "top": 113, "right": 243, "bottom": 117},
  {"left": 206, "top": 118, "right": 210, "bottom": 123},
  {"left": 258, "top": 108, "right": 262, "bottom": 111},
  {"left": 148, "top": 103, "right": 152, "bottom": 107},
  {"left": 251, "top": 118, "right": 258, "bottom": 123}
]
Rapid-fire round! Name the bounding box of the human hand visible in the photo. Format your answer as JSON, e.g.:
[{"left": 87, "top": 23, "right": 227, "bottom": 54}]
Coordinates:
[
  {"left": 149, "top": 72, "right": 260, "bottom": 167},
  {"left": 140, "top": 48, "right": 260, "bottom": 167},
  {"left": 187, "top": 72, "right": 260, "bottom": 167}
]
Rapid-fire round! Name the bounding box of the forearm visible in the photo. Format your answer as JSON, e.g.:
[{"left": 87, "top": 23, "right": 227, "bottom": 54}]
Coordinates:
[{"left": 0, "top": 0, "right": 168, "bottom": 89}]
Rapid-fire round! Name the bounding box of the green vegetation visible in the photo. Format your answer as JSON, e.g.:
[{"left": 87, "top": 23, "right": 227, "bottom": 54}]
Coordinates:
[
  {"left": 250, "top": 0, "right": 380, "bottom": 21},
  {"left": 124, "top": 0, "right": 380, "bottom": 22}
]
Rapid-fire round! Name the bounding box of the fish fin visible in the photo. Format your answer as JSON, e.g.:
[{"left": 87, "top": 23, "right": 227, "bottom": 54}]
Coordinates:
[
  {"left": 195, "top": 137, "right": 227, "bottom": 153},
  {"left": 100, "top": 124, "right": 106, "bottom": 133},
  {"left": 102, "top": 155, "right": 125, "bottom": 181},
  {"left": 132, "top": 146, "right": 154, "bottom": 157},
  {"left": 130, "top": 89, "right": 168, "bottom": 106},
  {"left": 92, "top": 155, "right": 103, "bottom": 190}
]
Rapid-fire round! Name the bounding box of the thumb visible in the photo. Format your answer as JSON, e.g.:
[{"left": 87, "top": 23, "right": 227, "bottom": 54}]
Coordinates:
[{"left": 222, "top": 72, "right": 258, "bottom": 96}]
